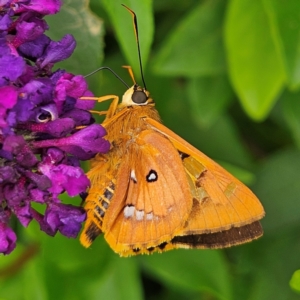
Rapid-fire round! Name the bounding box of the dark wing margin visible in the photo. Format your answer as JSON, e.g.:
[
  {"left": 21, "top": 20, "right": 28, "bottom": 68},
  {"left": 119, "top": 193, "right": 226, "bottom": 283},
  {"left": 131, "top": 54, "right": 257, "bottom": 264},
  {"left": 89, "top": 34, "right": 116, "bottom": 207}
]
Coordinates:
[{"left": 171, "top": 221, "right": 263, "bottom": 249}]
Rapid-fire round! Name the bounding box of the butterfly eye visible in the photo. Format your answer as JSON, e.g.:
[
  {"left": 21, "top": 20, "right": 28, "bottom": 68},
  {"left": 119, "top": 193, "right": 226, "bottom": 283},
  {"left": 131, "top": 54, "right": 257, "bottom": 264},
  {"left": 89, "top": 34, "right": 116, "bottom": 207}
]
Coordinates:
[{"left": 132, "top": 91, "right": 148, "bottom": 104}]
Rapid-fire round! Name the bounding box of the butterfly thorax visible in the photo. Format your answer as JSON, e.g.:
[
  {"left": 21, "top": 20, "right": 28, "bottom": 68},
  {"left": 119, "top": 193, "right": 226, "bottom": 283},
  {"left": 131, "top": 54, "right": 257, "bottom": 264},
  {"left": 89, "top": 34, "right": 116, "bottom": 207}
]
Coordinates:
[
  {"left": 102, "top": 85, "right": 161, "bottom": 150},
  {"left": 105, "top": 105, "right": 161, "bottom": 147}
]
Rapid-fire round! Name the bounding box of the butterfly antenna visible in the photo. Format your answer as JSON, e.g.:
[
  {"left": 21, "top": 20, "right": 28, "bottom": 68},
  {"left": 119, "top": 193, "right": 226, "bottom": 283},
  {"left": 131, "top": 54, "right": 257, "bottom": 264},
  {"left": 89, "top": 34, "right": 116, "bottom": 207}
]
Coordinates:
[
  {"left": 84, "top": 66, "right": 129, "bottom": 88},
  {"left": 122, "top": 4, "right": 147, "bottom": 90}
]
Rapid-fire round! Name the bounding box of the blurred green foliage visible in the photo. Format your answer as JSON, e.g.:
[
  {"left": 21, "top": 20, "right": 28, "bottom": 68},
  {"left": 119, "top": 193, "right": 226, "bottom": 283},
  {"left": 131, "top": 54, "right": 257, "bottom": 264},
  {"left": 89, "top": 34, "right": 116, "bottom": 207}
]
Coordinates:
[{"left": 1, "top": 0, "right": 300, "bottom": 299}]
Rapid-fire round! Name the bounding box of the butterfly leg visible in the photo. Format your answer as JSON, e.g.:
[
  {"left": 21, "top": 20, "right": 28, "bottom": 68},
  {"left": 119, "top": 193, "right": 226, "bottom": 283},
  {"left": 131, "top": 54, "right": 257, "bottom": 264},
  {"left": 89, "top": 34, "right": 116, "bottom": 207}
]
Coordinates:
[{"left": 80, "top": 95, "right": 119, "bottom": 119}]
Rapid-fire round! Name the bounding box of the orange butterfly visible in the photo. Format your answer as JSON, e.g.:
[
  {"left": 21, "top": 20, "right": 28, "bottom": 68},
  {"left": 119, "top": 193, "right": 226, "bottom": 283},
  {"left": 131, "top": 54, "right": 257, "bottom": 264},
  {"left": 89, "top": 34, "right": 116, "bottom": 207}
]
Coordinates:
[{"left": 79, "top": 5, "right": 265, "bottom": 256}]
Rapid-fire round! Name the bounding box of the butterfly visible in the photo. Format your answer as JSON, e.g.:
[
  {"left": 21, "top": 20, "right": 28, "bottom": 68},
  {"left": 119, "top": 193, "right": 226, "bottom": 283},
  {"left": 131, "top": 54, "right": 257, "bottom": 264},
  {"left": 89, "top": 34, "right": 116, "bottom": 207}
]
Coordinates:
[{"left": 79, "top": 5, "right": 265, "bottom": 257}]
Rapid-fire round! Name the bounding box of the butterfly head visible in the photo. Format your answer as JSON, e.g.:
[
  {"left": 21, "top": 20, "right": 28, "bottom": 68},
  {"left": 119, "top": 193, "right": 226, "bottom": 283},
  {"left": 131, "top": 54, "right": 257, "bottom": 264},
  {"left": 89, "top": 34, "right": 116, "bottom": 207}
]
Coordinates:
[{"left": 121, "top": 84, "right": 154, "bottom": 107}]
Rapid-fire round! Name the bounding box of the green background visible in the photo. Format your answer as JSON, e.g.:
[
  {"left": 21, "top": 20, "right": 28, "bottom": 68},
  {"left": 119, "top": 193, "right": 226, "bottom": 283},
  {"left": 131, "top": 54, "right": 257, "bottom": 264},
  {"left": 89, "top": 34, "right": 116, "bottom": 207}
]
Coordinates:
[{"left": 1, "top": 0, "right": 300, "bottom": 299}]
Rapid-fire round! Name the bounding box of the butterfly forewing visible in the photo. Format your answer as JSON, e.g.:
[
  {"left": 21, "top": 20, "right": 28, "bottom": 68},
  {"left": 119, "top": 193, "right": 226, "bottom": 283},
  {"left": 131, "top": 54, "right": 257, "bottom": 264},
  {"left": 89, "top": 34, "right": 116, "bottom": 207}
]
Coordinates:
[{"left": 103, "top": 130, "right": 193, "bottom": 254}]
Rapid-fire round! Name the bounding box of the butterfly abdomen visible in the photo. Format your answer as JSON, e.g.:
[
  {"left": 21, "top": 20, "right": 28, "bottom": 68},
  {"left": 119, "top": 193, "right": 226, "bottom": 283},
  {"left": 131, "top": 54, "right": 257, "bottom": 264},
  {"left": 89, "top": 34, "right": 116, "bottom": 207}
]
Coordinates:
[{"left": 80, "top": 163, "right": 117, "bottom": 248}]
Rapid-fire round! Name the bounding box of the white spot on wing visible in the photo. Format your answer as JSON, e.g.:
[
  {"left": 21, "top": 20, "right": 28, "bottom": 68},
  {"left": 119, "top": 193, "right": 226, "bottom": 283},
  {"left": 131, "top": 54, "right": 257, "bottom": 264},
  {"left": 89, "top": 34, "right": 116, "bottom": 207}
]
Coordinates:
[
  {"left": 147, "top": 170, "right": 158, "bottom": 182},
  {"left": 146, "top": 212, "right": 153, "bottom": 220},
  {"left": 124, "top": 205, "right": 135, "bottom": 218},
  {"left": 136, "top": 210, "right": 144, "bottom": 221},
  {"left": 130, "top": 170, "right": 137, "bottom": 183}
]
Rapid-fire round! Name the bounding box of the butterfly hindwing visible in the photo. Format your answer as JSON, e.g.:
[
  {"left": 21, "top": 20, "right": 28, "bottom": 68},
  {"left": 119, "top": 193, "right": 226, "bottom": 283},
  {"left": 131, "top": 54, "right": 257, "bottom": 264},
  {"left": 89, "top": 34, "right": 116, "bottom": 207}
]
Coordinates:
[{"left": 102, "top": 129, "right": 193, "bottom": 255}]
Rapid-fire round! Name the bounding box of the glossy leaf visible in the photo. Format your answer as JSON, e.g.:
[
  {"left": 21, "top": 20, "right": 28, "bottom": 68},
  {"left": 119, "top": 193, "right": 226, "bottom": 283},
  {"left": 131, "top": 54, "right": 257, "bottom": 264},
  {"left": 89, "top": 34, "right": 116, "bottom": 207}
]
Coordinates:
[
  {"left": 142, "top": 250, "right": 232, "bottom": 300},
  {"left": 290, "top": 270, "right": 300, "bottom": 294},
  {"left": 252, "top": 148, "right": 300, "bottom": 233},
  {"left": 85, "top": 257, "right": 143, "bottom": 300},
  {"left": 268, "top": 0, "right": 300, "bottom": 89},
  {"left": 101, "top": 0, "right": 153, "bottom": 78},
  {"left": 282, "top": 89, "right": 300, "bottom": 148},
  {"left": 152, "top": 0, "right": 227, "bottom": 76},
  {"left": 46, "top": 0, "right": 104, "bottom": 75},
  {"left": 231, "top": 231, "right": 300, "bottom": 300},
  {"left": 225, "top": 0, "right": 285, "bottom": 120},
  {"left": 186, "top": 75, "right": 233, "bottom": 128}
]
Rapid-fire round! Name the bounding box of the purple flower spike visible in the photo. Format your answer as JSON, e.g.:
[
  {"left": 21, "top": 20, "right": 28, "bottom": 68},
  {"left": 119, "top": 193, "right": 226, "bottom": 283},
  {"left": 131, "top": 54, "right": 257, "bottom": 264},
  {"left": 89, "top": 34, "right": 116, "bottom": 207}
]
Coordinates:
[{"left": 0, "top": 1, "right": 110, "bottom": 254}]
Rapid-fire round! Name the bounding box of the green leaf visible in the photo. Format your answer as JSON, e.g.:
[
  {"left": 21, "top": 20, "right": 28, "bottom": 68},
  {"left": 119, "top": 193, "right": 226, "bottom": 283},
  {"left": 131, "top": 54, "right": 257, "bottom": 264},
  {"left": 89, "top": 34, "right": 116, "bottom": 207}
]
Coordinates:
[
  {"left": 267, "top": 0, "right": 300, "bottom": 90},
  {"left": 236, "top": 233, "right": 300, "bottom": 300},
  {"left": 0, "top": 246, "right": 48, "bottom": 300},
  {"left": 252, "top": 148, "right": 300, "bottom": 234},
  {"left": 101, "top": 0, "right": 153, "bottom": 78},
  {"left": 290, "top": 270, "right": 300, "bottom": 294},
  {"left": 152, "top": 0, "right": 227, "bottom": 76},
  {"left": 189, "top": 114, "right": 254, "bottom": 169},
  {"left": 85, "top": 257, "right": 143, "bottom": 300},
  {"left": 24, "top": 221, "right": 113, "bottom": 273},
  {"left": 282, "top": 89, "right": 300, "bottom": 148},
  {"left": 186, "top": 75, "right": 233, "bottom": 128},
  {"left": 141, "top": 250, "right": 232, "bottom": 300},
  {"left": 23, "top": 258, "right": 48, "bottom": 300},
  {"left": 46, "top": 0, "right": 104, "bottom": 75},
  {"left": 225, "top": 0, "right": 285, "bottom": 120}
]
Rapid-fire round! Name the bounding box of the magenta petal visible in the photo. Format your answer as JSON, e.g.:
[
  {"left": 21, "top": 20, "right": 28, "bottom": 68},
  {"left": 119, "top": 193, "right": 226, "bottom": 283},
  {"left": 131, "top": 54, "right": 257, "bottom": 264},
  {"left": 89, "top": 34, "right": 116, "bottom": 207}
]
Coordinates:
[
  {"left": 0, "top": 53, "right": 25, "bottom": 87},
  {"left": 13, "top": 20, "right": 46, "bottom": 47},
  {"left": 14, "top": 202, "right": 32, "bottom": 227},
  {"left": 38, "top": 34, "right": 76, "bottom": 68},
  {"left": 3, "top": 135, "right": 38, "bottom": 167},
  {"left": 30, "top": 188, "right": 49, "bottom": 203},
  {"left": 43, "top": 147, "right": 65, "bottom": 164},
  {"left": 43, "top": 118, "right": 76, "bottom": 137},
  {"left": 60, "top": 124, "right": 110, "bottom": 157},
  {"left": 32, "top": 124, "right": 110, "bottom": 160},
  {"left": 76, "top": 90, "right": 95, "bottom": 110},
  {"left": 55, "top": 74, "right": 89, "bottom": 101},
  {"left": 0, "top": 223, "right": 17, "bottom": 255},
  {"left": 16, "top": 0, "right": 62, "bottom": 15},
  {"left": 0, "top": 86, "right": 18, "bottom": 128},
  {"left": 44, "top": 203, "right": 86, "bottom": 238},
  {"left": 0, "top": 166, "right": 18, "bottom": 183},
  {"left": 0, "top": 12, "right": 12, "bottom": 30},
  {"left": 39, "top": 163, "right": 90, "bottom": 197},
  {"left": 62, "top": 109, "right": 93, "bottom": 126}
]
